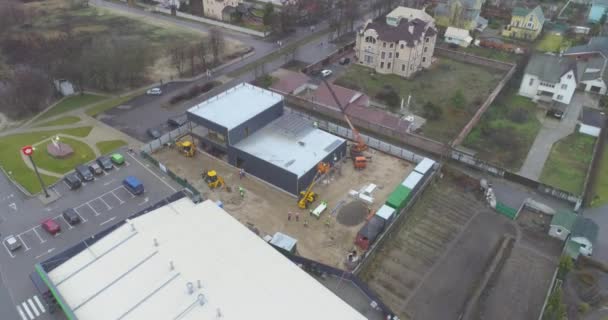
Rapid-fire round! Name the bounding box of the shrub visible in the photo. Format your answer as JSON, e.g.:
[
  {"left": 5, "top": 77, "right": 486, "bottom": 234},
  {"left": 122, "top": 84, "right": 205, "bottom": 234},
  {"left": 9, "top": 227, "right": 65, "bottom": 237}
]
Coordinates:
[
  {"left": 578, "top": 302, "right": 590, "bottom": 314},
  {"left": 451, "top": 89, "right": 466, "bottom": 109},
  {"left": 509, "top": 108, "right": 529, "bottom": 123},
  {"left": 557, "top": 255, "right": 574, "bottom": 279},
  {"left": 375, "top": 85, "right": 400, "bottom": 109},
  {"left": 169, "top": 82, "right": 218, "bottom": 105},
  {"left": 421, "top": 102, "right": 442, "bottom": 120}
]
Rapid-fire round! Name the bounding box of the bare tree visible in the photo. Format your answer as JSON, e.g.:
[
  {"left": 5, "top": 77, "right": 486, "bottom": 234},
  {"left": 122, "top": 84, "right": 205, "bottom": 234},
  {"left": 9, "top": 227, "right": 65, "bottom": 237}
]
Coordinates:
[
  {"left": 209, "top": 28, "right": 225, "bottom": 64},
  {"left": 0, "top": 66, "right": 52, "bottom": 119},
  {"left": 343, "top": 0, "right": 359, "bottom": 33},
  {"left": 188, "top": 44, "right": 197, "bottom": 76},
  {"left": 0, "top": 0, "right": 26, "bottom": 30},
  {"left": 168, "top": 42, "right": 187, "bottom": 76},
  {"left": 196, "top": 38, "right": 210, "bottom": 71}
]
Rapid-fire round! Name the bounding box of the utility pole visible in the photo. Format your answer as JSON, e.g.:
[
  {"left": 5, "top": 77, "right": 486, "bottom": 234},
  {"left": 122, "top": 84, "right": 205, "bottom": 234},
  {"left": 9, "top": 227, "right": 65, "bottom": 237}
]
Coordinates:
[{"left": 21, "top": 145, "right": 50, "bottom": 198}]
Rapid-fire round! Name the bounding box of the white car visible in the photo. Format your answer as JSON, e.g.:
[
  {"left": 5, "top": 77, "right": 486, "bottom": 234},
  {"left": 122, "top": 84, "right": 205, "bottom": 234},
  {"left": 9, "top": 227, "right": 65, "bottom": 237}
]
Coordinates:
[
  {"left": 4, "top": 236, "right": 21, "bottom": 252},
  {"left": 321, "top": 69, "right": 333, "bottom": 77},
  {"left": 146, "top": 88, "right": 162, "bottom": 95}
]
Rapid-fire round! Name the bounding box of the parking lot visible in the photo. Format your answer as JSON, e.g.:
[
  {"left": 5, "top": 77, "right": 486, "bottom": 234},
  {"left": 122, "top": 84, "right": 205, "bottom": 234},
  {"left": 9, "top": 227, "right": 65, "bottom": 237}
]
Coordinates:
[{"left": 0, "top": 148, "right": 181, "bottom": 320}]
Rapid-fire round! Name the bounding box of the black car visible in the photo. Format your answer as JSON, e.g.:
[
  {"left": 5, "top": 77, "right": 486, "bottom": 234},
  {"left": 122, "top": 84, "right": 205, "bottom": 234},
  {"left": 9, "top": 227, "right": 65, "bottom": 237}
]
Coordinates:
[
  {"left": 96, "top": 156, "right": 113, "bottom": 171},
  {"left": 167, "top": 116, "right": 187, "bottom": 127},
  {"left": 339, "top": 57, "right": 351, "bottom": 65},
  {"left": 64, "top": 173, "right": 82, "bottom": 190},
  {"left": 147, "top": 128, "right": 161, "bottom": 139},
  {"left": 75, "top": 165, "right": 94, "bottom": 182},
  {"left": 62, "top": 208, "right": 81, "bottom": 225}
]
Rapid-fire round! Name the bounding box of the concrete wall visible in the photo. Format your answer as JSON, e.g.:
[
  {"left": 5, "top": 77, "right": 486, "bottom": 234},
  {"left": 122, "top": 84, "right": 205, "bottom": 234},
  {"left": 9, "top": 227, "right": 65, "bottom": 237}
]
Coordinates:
[
  {"left": 296, "top": 140, "right": 347, "bottom": 195},
  {"left": 228, "top": 101, "right": 284, "bottom": 145},
  {"left": 228, "top": 145, "right": 298, "bottom": 194},
  {"left": 434, "top": 47, "right": 514, "bottom": 71}
]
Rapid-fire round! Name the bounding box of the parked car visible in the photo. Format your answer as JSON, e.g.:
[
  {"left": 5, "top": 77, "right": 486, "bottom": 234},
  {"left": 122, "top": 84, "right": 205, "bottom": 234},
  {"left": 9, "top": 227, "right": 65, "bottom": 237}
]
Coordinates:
[
  {"left": 546, "top": 109, "right": 564, "bottom": 120},
  {"left": 123, "top": 176, "right": 144, "bottom": 195},
  {"left": 4, "top": 235, "right": 22, "bottom": 251},
  {"left": 89, "top": 162, "right": 103, "bottom": 176},
  {"left": 111, "top": 153, "right": 125, "bottom": 165},
  {"left": 75, "top": 165, "right": 94, "bottom": 182},
  {"left": 96, "top": 156, "right": 114, "bottom": 171},
  {"left": 147, "top": 128, "right": 162, "bottom": 139},
  {"left": 41, "top": 219, "right": 61, "bottom": 235},
  {"left": 146, "top": 88, "right": 162, "bottom": 95},
  {"left": 62, "top": 208, "right": 81, "bottom": 226},
  {"left": 167, "top": 116, "right": 187, "bottom": 127},
  {"left": 64, "top": 173, "right": 82, "bottom": 190},
  {"left": 321, "top": 69, "right": 333, "bottom": 77},
  {"left": 339, "top": 57, "right": 351, "bottom": 65}
]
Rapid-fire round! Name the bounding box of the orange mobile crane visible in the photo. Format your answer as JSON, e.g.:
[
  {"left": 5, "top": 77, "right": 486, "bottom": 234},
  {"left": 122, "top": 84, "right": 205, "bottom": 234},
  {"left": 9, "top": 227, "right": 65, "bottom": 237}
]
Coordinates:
[{"left": 321, "top": 78, "right": 368, "bottom": 169}]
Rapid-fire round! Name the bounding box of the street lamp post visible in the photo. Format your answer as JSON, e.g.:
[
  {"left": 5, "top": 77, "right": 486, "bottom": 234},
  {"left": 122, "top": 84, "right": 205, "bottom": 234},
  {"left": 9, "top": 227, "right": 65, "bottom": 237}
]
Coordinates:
[{"left": 21, "top": 145, "right": 50, "bottom": 198}]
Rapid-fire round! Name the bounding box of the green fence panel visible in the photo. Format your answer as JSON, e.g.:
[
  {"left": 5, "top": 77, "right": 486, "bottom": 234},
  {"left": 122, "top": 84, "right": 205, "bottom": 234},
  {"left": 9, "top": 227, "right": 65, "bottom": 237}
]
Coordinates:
[{"left": 496, "top": 202, "right": 518, "bottom": 220}]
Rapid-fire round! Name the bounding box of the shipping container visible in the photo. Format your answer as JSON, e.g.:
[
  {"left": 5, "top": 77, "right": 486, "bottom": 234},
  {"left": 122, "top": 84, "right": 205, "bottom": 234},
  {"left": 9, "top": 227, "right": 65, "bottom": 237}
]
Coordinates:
[
  {"left": 386, "top": 185, "right": 411, "bottom": 211},
  {"left": 414, "top": 158, "right": 435, "bottom": 175},
  {"left": 355, "top": 216, "right": 386, "bottom": 250},
  {"left": 402, "top": 171, "right": 424, "bottom": 190},
  {"left": 375, "top": 205, "right": 396, "bottom": 222}
]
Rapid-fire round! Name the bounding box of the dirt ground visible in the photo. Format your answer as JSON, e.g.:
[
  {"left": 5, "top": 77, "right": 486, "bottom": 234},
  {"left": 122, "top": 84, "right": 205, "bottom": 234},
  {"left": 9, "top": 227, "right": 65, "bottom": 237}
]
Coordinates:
[
  {"left": 360, "top": 171, "right": 562, "bottom": 320},
  {"left": 152, "top": 145, "right": 413, "bottom": 268}
]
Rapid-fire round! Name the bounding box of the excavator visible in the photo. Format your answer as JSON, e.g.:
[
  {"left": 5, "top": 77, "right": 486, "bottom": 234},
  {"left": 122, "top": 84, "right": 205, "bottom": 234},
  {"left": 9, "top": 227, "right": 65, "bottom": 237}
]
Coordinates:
[
  {"left": 298, "top": 162, "right": 330, "bottom": 209},
  {"left": 203, "top": 170, "right": 225, "bottom": 189},
  {"left": 176, "top": 140, "right": 196, "bottom": 157},
  {"left": 320, "top": 78, "right": 368, "bottom": 170}
]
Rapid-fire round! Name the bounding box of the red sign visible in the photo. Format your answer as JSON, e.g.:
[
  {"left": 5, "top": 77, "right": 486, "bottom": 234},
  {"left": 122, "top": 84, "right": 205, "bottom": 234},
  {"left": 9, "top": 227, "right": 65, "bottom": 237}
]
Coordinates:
[{"left": 21, "top": 145, "right": 34, "bottom": 156}]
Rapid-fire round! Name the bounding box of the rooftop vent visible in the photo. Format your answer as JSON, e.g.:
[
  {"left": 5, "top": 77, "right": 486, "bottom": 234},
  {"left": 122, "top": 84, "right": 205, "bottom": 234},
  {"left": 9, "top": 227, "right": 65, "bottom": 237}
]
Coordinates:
[{"left": 298, "top": 141, "right": 305, "bottom": 146}]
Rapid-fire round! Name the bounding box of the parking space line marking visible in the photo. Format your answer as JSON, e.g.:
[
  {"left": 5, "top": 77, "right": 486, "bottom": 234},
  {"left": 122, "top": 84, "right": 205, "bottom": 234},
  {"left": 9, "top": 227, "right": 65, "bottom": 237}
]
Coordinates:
[
  {"left": 2, "top": 239, "right": 15, "bottom": 258},
  {"left": 16, "top": 305, "right": 26, "bottom": 320},
  {"left": 103, "top": 178, "right": 115, "bottom": 186},
  {"left": 27, "top": 299, "right": 39, "bottom": 317},
  {"left": 126, "top": 152, "right": 177, "bottom": 192},
  {"left": 63, "top": 181, "right": 72, "bottom": 189},
  {"left": 73, "top": 208, "right": 87, "bottom": 223},
  {"left": 110, "top": 191, "right": 125, "bottom": 204},
  {"left": 33, "top": 296, "right": 45, "bottom": 313},
  {"left": 59, "top": 215, "right": 73, "bottom": 230},
  {"left": 52, "top": 186, "right": 61, "bottom": 197},
  {"left": 100, "top": 216, "right": 116, "bottom": 226},
  {"left": 87, "top": 203, "right": 100, "bottom": 216},
  {"left": 17, "top": 235, "right": 30, "bottom": 251},
  {"left": 21, "top": 302, "right": 33, "bottom": 320},
  {"left": 32, "top": 227, "right": 45, "bottom": 244},
  {"left": 99, "top": 197, "right": 112, "bottom": 210}
]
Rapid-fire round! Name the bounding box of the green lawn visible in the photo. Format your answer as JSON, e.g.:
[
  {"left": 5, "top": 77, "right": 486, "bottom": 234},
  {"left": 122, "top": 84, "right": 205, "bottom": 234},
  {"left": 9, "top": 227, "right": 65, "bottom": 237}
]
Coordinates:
[
  {"left": 590, "top": 145, "right": 608, "bottom": 207},
  {"left": 463, "top": 89, "right": 541, "bottom": 170},
  {"left": 32, "top": 137, "right": 96, "bottom": 174},
  {"left": 536, "top": 34, "right": 571, "bottom": 53},
  {"left": 335, "top": 61, "right": 504, "bottom": 142},
  {"left": 34, "top": 116, "right": 81, "bottom": 128},
  {"left": 540, "top": 133, "right": 596, "bottom": 195},
  {"left": 96, "top": 140, "right": 128, "bottom": 155},
  {"left": 86, "top": 92, "right": 140, "bottom": 116},
  {"left": 37, "top": 94, "right": 106, "bottom": 120},
  {"left": 0, "top": 127, "right": 93, "bottom": 194},
  {"left": 453, "top": 44, "right": 519, "bottom": 63}
]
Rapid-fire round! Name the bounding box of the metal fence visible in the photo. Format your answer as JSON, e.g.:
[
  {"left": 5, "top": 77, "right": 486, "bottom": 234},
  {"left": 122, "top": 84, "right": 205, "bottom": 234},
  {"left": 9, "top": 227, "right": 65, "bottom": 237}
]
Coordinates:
[
  {"left": 140, "top": 150, "right": 202, "bottom": 203},
  {"left": 141, "top": 122, "right": 197, "bottom": 154},
  {"left": 286, "top": 108, "right": 427, "bottom": 164}
]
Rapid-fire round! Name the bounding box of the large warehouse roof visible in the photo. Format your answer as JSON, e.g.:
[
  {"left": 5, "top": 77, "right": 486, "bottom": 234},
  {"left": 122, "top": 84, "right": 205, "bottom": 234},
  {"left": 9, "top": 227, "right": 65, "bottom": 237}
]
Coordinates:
[
  {"left": 187, "top": 82, "right": 283, "bottom": 130},
  {"left": 45, "top": 198, "right": 365, "bottom": 320},
  {"left": 234, "top": 113, "right": 346, "bottom": 177}
]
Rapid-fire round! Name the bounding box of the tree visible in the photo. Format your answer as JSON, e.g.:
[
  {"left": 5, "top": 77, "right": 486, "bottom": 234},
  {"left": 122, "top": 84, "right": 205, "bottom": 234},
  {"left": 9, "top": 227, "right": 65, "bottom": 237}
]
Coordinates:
[
  {"left": 0, "top": 0, "right": 26, "bottom": 30},
  {"left": 601, "top": 8, "right": 608, "bottom": 25},
  {"left": 375, "top": 86, "right": 400, "bottom": 109},
  {"left": 343, "top": 0, "right": 359, "bottom": 33},
  {"left": 196, "top": 38, "right": 210, "bottom": 71},
  {"left": 0, "top": 53, "right": 11, "bottom": 81},
  {"left": 168, "top": 42, "right": 187, "bottom": 76},
  {"left": 542, "top": 287, "right": 566, "bottom": 320},
  {"left": 421, "top": 102, "right": 442, "bottom": 120},
  {"left": 209, "top": 28, "right": 225, "bottom": 64},
  {"left": 0, "top": 66, "right": 52, "bottom": 119},
  {"left": 451, "top": 89, "right": 466, "bottom": 109},
  {"left": 262, "top": 3, "right": 274, "bottom": 26},
  {"left": 557, "top": 255, "right": 574, "bottom": 279}
]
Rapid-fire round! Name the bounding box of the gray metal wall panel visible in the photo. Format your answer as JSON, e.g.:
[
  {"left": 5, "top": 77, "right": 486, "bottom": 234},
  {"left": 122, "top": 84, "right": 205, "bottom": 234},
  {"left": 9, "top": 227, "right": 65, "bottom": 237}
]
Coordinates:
[
  {"left": 228, "top": 101, "right": 284, "bottom": 146},
  {"left": 296, "top": 140, "right": 347, "bottom": 194},
  {"left": 228, "top": 145, "right": 298, "bottom": 195},
  {"left": 186, "top": 112, "right": 228, "bottom": 138}
]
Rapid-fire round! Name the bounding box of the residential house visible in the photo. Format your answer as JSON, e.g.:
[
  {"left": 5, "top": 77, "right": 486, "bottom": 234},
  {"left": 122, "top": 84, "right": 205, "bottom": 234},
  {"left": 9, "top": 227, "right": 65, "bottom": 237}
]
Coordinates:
[
  {"left": 570, "top": 217, "right": 599, "bottom": 257},
  {"left": 579, "top": 107, "right": 605, "bottom": 137},
  {"left": 444, "top": 27, "right": 473, "bottom": 47},
  {"left": 202, "top": 0, "right": 242, "bottom": 21},
  {"left": 502, "top": 6, "right": 545, "bottom": 41},
  {"left": 549, "top": 211, "right": 577, "bottom": 241},
  {"left": 434, "top": 0, "right": 488, "bottom": 31},
  {"left": 588, "top": 0, "right": 608, "bottom": 23},
  {"left": 354, "top": 6, "right": 437, "bottom": 78},
  {"left": 518, "top": 54, "right": 577, "bottom": 105},
  {"left": 563, "top": 37, "right": 608, "bottom": 95}
]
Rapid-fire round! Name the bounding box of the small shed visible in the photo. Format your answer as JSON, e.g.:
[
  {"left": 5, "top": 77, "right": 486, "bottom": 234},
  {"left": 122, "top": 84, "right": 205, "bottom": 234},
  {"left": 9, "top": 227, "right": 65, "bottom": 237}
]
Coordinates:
[
  {"left": 402, "top": 172, "right": 424, "bottom": 190},
  {"left": 570, "top": 217, "right": 599, "bottom": 257},
  {"left": 355, "top": 216, "right": 386, "bottom": 250},
  {"left": 414, "top": 158, "right": 435, "bottom": 175},
  {"left": 579, "top": 107, "right": 605, "bottom": 137},
  {"left": 269, "top": 232, "right": 298, "bottom": 255},
  {"left": 444, "top": 27, "right": 473, "bottom": 47},
  {"left": 549, "top": 211, "right": 577, "bottom": 241},
  {"left": 375, "top": 205, "right": 396, "bottom": 223}
]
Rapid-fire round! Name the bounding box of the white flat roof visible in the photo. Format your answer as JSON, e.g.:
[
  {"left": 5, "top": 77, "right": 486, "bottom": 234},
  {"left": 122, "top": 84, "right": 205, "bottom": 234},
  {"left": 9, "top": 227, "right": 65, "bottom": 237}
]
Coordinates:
[
  {"left": 187, "top": 82, "right": 283, "bottom": 130},
  {"left": 414, "top": 158, "right": 435, "bottom": 175},
  {"left": 402, "top": 171, "right": 424, "bottom": 189},
  {"left": 233, "top": 113, "right": 345, "bottom": 178},
  {"left": 47, "top": 198, "right": 365, "bottom": 320}
]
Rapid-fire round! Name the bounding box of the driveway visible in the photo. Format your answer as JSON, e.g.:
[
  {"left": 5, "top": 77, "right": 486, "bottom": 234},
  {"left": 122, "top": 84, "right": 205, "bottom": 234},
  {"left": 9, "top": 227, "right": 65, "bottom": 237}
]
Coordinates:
[
  {"left": 584, "top": 204, "right": 608, "bottom": 263},
  {"left": 518, "top": 92, "right": 598, "bottom": 180}
]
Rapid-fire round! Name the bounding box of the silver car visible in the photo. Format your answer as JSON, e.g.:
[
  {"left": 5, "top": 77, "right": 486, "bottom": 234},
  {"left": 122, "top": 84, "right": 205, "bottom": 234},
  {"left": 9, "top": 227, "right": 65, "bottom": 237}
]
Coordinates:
[{"left": 4, "top": 236, "right": 22, "bottom": 251}]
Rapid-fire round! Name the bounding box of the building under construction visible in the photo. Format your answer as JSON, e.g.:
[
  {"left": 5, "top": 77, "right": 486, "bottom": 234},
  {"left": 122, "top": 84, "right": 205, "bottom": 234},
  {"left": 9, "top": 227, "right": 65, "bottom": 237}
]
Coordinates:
[{"left": 187, "top": 83, "right": 346, "bottom": 195}]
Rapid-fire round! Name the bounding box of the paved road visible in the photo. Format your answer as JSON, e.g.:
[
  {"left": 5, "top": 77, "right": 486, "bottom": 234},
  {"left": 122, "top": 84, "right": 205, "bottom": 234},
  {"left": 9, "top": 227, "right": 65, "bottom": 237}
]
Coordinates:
[
  {"left": 583, "top": 205, "right": 608, "bottom": 263},
  {"left": 518, "top": 92, "right": 597, "bottom": 180}
]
